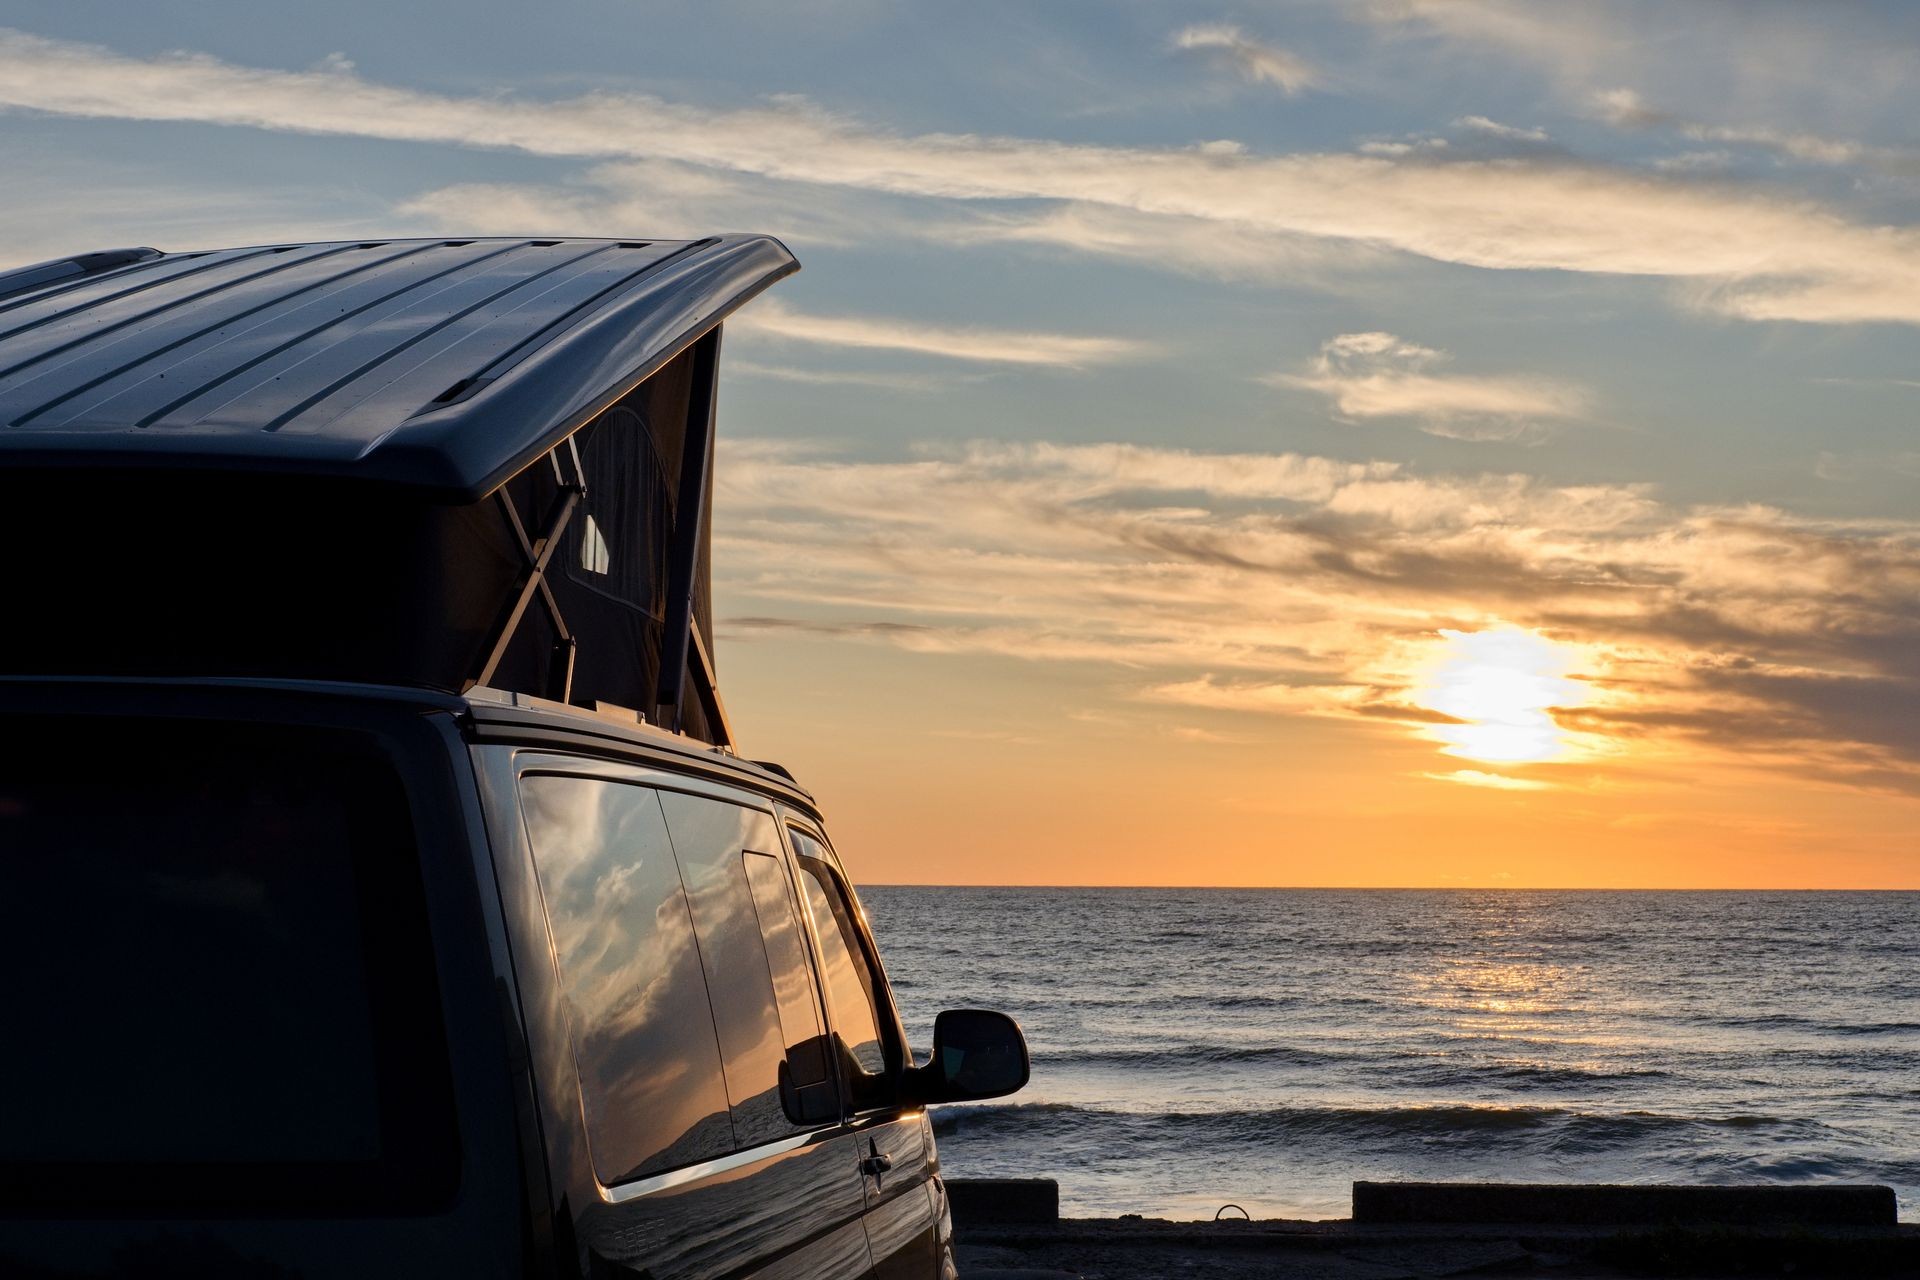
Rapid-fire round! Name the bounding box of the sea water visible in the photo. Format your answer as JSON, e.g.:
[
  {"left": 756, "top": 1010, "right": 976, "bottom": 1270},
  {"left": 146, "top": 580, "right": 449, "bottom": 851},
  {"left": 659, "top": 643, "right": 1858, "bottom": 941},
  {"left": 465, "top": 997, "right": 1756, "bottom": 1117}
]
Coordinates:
[{"left": 862, "top": 888, "right": 1920, "bottom": 1221}]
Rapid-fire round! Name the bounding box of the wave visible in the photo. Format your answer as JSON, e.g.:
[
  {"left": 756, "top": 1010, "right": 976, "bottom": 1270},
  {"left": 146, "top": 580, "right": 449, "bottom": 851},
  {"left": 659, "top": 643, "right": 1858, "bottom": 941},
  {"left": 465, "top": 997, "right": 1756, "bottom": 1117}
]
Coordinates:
[
  {"left": 1402, "top": 1060, "right": 1675, "bottom": 1090},
  {"left": 1207, "top": 992, "right": 1380, "bottom": 1011},
  {"left": 1046, "top": 1043, "right": 1362, "bottom": 1069},
  {"left": 931, "top": 1101, "right": 1823, "bottom": 1153},
  {"left": 1710, "top": 1012, "right": 1920, "bottom": 1036},
  {"left": 1045, "top": 1044, "right": 1672, "bottom": 1090}
]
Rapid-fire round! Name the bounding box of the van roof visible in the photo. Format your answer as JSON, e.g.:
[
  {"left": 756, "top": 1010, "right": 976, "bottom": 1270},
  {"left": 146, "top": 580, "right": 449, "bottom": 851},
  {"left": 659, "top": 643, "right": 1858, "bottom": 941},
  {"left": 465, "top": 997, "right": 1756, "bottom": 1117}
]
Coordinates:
[{"left": 0, "top": 236, "right": 797, "bottom": 501}]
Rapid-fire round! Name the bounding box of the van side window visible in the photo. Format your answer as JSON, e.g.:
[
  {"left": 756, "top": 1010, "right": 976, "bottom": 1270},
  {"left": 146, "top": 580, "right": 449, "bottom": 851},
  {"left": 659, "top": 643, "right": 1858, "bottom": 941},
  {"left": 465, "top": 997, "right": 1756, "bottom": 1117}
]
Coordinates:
[
  {"left": 519, "top": 776, "right": 733, "bottom": 1184},
  {"left": 744, "top": 853, "right": 839, "bottom": 1126},
  {"left": 792, "top": 843, "right": 898, "bottom": 1113},
  {"left": 658, "top": 794, "right": 826, "bottom": 1147}
]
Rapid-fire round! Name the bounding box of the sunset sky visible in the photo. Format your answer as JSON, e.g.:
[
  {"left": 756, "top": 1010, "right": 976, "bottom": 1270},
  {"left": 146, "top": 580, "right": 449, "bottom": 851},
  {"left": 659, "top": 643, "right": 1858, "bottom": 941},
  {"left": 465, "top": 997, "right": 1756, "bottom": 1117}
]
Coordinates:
[{"left": 6, "top": 2, "right": 1919, "bottom": 888}]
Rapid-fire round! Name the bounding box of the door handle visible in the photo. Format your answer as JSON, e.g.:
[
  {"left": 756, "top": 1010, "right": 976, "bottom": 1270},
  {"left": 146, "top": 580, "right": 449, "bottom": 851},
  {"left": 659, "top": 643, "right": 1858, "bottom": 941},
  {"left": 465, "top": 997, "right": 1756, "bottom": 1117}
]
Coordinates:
[{"left": 861, "top": 1152, "right": 894, "bottom": 1176}]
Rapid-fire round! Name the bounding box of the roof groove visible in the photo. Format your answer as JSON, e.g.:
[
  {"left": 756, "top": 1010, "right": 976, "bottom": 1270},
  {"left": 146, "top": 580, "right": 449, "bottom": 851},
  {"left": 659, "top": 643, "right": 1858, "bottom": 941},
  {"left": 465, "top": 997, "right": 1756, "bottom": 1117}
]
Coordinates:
[
  {"left": 431, "top": 238, "right": 716, "bottom": 408},
  {"left": 259, "top": 242, "right": 619, "bottom": 433},
  {"left": 126, "top": 241, "right": 524, "bottom": 430},
  {"left": 0, "top": 244, "right": 365, "bottom": 386},
  {"left": 12, "top": 242, "right": 452, "bottom": 430}
]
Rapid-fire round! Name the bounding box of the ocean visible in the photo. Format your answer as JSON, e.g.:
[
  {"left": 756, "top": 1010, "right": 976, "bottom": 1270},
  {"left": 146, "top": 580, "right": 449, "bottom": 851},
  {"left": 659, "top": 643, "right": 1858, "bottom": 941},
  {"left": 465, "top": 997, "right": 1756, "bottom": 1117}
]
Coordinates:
[{"left": 861, "top": 887, "right": 1920, "bottom": 1221}]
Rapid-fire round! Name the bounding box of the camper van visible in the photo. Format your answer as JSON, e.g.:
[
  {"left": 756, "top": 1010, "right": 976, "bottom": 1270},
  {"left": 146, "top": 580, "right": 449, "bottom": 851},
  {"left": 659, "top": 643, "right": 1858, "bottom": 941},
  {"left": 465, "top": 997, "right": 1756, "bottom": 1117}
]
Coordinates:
[{"left": 0, "top": 238, "right": 1029, "bottom": 1279}]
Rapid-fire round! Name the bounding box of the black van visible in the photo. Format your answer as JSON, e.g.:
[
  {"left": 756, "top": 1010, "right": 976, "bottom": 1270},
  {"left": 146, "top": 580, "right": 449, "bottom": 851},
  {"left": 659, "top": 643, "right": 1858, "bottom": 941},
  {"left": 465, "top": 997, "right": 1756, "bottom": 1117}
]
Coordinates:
[{"left": 0, "top": 237, "right": 1029, "bottom": 1279}]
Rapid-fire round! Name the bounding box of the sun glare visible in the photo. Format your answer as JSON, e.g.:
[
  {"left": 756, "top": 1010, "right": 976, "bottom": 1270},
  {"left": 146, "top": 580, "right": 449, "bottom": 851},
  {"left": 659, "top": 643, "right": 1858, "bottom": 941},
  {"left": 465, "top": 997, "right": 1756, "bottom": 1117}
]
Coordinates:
[{"left": 1414, "top": 627, "right": 1584, "bottom": 765}]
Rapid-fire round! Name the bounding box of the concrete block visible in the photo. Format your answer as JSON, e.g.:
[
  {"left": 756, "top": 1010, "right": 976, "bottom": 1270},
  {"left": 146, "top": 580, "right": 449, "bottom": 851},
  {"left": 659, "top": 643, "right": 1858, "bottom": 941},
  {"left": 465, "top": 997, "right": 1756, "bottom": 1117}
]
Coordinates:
[{"left": 948, "top": 1177, "right": 1061, "bottom": 1225}]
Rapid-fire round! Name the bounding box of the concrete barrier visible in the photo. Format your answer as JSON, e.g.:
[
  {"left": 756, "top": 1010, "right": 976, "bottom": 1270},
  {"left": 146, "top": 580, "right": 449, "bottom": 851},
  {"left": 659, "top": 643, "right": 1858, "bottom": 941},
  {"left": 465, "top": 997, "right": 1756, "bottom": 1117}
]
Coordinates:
[
  {"left": 947, "top": 1178, "right": 1061, "bottom": 1225},
  {"left": 1352, "top": 1180, "right": 1898, "bottom": 1227}
]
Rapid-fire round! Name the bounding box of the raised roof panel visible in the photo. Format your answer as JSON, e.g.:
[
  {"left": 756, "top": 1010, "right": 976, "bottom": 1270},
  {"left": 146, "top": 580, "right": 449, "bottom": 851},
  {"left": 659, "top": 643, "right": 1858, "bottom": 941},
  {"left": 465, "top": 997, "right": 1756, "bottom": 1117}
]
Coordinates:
[{"left": 0, "top": 235, "right": 797, "bottom": 499}]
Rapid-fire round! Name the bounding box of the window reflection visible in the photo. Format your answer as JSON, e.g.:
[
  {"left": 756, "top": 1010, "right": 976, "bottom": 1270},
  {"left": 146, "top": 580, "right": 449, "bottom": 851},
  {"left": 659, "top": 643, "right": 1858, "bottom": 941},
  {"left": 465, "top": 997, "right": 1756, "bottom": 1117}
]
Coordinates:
[
  {"left": 659, "top": 795, "right": 829, "bottom": 1146},
  {"left": 520, "top": 776, "right": 733, "bottom": 1183}
]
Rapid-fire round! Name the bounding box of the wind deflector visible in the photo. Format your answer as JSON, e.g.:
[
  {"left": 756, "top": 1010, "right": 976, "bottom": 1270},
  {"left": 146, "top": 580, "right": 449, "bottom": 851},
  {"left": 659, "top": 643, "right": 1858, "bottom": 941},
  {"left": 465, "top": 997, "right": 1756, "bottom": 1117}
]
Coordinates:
[{"left": 0, "top": 235, "right": 798, "bottom": 748}]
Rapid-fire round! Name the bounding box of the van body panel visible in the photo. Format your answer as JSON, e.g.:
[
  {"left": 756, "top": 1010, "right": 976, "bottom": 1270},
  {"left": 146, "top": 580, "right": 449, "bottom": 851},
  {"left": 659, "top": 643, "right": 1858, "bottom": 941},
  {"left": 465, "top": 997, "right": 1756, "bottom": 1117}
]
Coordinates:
[
  {"left": 857, "top": 1116, "right": 942, "bottom": 1280},
  {"left": 0, "top": 681, "right": 528, "bottom": 1278},
  {"left": 576, "top": 1135, "right": 875, "bottom": 1279},
  {"left": 0, "top": 678, "right": 957, "bottom": 1279}
]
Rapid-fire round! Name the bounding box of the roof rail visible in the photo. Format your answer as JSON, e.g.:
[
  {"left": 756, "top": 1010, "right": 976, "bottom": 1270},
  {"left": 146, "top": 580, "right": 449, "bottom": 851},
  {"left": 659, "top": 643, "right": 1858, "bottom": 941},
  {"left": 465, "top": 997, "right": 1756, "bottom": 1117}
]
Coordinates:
[{"left": 0, "top": 247, "right": 162, "bottom": 303}]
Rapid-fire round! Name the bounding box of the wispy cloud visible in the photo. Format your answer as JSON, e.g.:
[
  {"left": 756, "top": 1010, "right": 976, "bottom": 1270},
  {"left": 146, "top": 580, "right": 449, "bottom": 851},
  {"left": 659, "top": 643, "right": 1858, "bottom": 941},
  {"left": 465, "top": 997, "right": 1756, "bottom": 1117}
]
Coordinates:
[
  {"left": 1591, "top": 87, "right": 1885, "bottom": 169},
  {"left": 10, "top": 29, "right": 1920, "bottom": 323},
  {"left": 1454, "top": 114, "right": 1549, "bottom": 143},
  {"left": 731, "top": 298, "right": 1143, "bottom": 367},
  {"left": 1171, "top": 23, "right": 1321, "bottom": 95},
  {"left": 1361, "top": 0, "right": 1607, "bottom": 63},
  {"left": 727, "top": 361, "right": 975, "bottom": 392},
  {"left": 949, "top": 202, "right": 1387, "bottom": 286},
  {"left": 1422, "top": 769, "right": 1554, "bottom": 790},
  {"left": 1271, "top": 333, "right": 1590, "bottom": 441}
]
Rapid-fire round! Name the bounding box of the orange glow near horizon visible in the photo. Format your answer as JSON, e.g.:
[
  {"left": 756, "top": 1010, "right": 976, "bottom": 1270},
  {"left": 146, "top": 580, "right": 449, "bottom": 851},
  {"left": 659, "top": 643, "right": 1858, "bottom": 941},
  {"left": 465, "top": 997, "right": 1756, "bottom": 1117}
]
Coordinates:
[
  {"left": 721, "top": 629, "right": 1920, "bottom": 890},
  {"left": 1414, "top": 628, "right": 1586, "bottom": 766}
]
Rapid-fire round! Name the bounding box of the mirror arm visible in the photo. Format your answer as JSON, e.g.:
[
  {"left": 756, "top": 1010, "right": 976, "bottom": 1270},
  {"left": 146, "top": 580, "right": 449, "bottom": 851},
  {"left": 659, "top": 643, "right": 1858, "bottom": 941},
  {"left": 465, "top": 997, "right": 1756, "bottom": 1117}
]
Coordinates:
[{"left": 899, "top": 1062, "right": 949, "bottom": 1108}]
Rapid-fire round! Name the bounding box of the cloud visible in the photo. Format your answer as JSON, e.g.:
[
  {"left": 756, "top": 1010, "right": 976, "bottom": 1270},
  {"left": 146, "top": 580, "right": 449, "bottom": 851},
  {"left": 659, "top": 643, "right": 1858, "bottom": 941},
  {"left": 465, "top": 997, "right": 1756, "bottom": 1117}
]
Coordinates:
[
  {"left": 730, "top": 298, "right": 1144, "bottom": 367},
  {"left": 1653, "top": 150, "right": 1735, "bottom": 174},
  {"left": 1361, "top": 0, "right": 1620, "bottom": 80},
  {"left": 726, "top": 361, "right": 976, "bottom": 392},
  {"left": 714, "top": 436, "right": 1920, "bottom": 795},
  {"left": 1171, "top": 23, "right": 1321, "bottom": 95},
  {"left": 396, "top": 158, "right": 926, "bottom": 250},
  {"left": 400, "top": 159, "right": 1386, "bottom": 288},
  {"left": 10, "top": 29, "right": 1920, "bottom": 322},
  {"left": 1453, "top": 114, "right": 1549, "bottom": 143},
  {"left": 1373, "top": 7, "right": 1920, "bottom": 179},
  {"left": 1422, "top": 769, "right": 1554, "bottom": 790},
  {"left": 948, "top": 202, "right": 1388, "bottom": 286},
  {"left": 1271, "top": 333, "right": 1590, "bottom": 440},
  {"left": 1590, "top": 87, "right": 1887, "bottom": 170},
  {"left": 1589, "top": 87, "right": 1671, "bottom": 130},
  {"left": 721, "top": 616, "right": 932, "bottom": 639}
]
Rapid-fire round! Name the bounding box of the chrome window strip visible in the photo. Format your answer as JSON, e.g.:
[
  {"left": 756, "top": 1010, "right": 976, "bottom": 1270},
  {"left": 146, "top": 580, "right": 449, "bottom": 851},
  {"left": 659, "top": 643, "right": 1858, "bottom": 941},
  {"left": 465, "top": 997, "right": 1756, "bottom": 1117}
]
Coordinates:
[{"left": 599, "top": 1128, "right": 830, "bottom": 1203}]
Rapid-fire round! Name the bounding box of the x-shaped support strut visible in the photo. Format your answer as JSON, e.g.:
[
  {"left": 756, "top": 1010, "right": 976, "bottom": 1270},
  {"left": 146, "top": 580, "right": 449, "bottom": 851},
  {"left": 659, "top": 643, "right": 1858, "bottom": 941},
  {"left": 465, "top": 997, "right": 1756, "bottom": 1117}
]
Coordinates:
[{"left": 467, "top": 458, "right": 582, "bottom": 701}]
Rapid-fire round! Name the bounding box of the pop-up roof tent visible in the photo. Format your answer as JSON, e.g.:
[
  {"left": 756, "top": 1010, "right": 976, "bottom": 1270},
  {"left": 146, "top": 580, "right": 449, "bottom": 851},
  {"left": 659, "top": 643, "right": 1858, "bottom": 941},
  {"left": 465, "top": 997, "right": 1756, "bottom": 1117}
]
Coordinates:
[{"left": 0, "top": 236, "right": 799, "bottom": 749}]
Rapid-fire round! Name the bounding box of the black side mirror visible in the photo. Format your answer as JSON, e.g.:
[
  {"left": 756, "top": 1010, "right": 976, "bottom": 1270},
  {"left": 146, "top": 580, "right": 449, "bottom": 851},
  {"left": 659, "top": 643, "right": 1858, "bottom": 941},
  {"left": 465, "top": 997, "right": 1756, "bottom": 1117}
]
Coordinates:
[{"left": 906, "top": 1008, "right": 1030, "bottom": 1105}]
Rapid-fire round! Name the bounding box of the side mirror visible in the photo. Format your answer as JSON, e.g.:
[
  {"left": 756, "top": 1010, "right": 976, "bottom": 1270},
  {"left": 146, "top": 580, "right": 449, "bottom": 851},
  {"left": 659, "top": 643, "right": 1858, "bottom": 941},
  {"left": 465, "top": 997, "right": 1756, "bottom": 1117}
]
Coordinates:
[{"left": 907, "top": 1008, "right": 1029, "bottom": 1105}]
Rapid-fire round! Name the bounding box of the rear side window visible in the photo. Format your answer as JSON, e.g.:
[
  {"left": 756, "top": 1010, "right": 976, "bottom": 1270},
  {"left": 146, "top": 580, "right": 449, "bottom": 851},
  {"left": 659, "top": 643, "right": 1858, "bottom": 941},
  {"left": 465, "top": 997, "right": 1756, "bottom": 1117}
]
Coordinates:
[
  {"left": 791, "top": 840, "right": 899, "bottom": 1113},
  {"left": 658, "top": 794, "right": 835, "bottom": 1146},
  {"left": 519, "top": 776, "right": 733, "bottom": 1184},
  {"left": 0, "top": 716, "right": 455, "bottom": 1211},
  {"left": 744, "top": 853, "right": 838, "bottom": 1125}
]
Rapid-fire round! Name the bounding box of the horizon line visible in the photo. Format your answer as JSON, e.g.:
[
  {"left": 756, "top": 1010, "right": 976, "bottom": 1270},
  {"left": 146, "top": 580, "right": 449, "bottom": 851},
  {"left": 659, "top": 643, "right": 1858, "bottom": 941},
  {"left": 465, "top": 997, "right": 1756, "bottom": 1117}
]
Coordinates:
[{"left": 861, "top": 883, "right": 1920, "bottom": 893}]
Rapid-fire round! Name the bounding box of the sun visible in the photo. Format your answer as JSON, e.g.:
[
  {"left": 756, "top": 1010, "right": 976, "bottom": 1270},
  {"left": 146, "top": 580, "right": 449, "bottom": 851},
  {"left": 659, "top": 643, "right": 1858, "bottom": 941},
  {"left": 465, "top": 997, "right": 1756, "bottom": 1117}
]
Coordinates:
[{"left": 1413, "top": 627, "right": 1585, "bottom": 765}]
